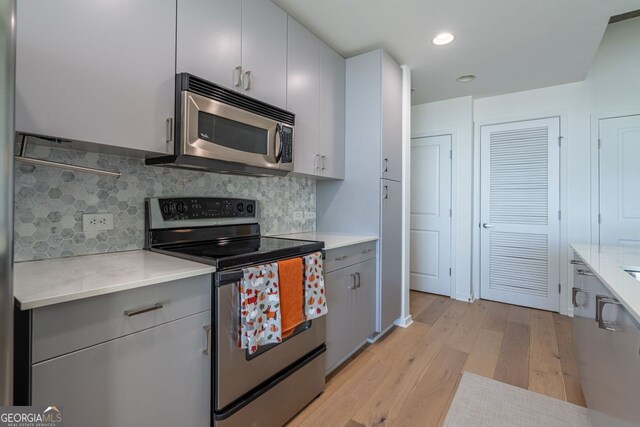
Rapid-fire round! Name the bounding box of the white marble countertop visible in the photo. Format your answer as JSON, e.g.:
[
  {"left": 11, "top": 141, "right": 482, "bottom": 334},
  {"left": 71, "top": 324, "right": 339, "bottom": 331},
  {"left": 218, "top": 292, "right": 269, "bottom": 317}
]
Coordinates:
[
  {"left": 571, "top": 244, "right": 640, "bottom": 324},
  {"left": 275, "top": 231, "right": 378, "bottom": 251},
  {"left": 14, "top": 250, "right": 215, "bottom": 310}
]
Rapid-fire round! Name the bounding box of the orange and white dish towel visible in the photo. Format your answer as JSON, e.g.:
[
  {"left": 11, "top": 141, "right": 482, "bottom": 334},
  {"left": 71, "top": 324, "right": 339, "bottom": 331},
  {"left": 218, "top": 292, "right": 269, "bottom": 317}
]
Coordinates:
[
  {"left": 240, "top": 263, "right": 282, "bottom": 354},
  {"left": 303, "top": 252, "right": 328, "bottom": 320}
]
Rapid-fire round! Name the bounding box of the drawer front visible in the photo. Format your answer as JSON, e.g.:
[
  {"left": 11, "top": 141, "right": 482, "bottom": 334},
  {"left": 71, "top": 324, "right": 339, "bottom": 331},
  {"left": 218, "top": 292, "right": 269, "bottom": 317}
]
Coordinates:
[
  {"left": 32, "top": 274, "right": 211, "bottom": 363},
  {"left": 324, "top": 241, "right": 377, "bottom": 273}
]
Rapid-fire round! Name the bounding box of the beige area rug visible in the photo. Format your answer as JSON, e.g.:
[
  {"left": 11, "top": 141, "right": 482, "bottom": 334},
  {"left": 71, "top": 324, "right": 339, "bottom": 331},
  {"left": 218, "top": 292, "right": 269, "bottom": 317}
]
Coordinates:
[{"left": 443, "top": 372, "right": 591, "bottom": 427}]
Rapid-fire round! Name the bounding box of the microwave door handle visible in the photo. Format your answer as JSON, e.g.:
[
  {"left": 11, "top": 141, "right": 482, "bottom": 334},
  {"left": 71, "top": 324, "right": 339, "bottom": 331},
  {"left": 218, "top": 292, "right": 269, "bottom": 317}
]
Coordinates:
[{"left": 275, "top": 123, "right": 283, "bottom": 163}]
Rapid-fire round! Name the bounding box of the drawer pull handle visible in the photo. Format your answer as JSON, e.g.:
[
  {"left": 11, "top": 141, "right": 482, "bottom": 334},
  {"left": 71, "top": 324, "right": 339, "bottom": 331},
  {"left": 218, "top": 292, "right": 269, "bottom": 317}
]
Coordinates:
[
  {"left": 362, "top": 249, "right": 373, "bottom": 254},
  {"left": 572, "top": 287, "right": 588, "bottom": 309},
  {"left": 124, "top": 303, "right": 164, "bottom": 317},
  {"left": 577, "top": 269, "right": 595, "bottom": 276},
  {"left": 596, "top": 295, "right": 622, "bottom": 332},
  {"left": 570, "top": 259, "right": 584, "bottom": 265},
  {"left": 335, "top": 255, "right": 349, "bottom": 261},
  {"left": 203, "top": 325, "right": 212, "bottom": 356}
]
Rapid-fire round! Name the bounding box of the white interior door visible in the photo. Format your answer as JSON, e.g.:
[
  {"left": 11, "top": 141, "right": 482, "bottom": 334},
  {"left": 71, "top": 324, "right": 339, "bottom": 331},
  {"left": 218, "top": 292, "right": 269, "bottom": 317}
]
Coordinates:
[
  {"left": 410, "top": 135, "right": 452, "bottom": 296},
  {"left": 599, "top": 114, "right": 640, "bottom": 247},
  {"left": 480, "top": 118, "right": 560, "bottom": 311}
]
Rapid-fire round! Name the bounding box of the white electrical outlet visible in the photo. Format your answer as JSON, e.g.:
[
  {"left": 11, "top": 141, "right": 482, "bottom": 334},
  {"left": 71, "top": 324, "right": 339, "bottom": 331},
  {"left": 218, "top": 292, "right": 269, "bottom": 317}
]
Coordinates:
[
  {"left": 304, "top": 211, "right": 315, "bottom": 220},
  {"left": 83, "top": 213, "right": 114, "bottom": 232},
  {"left": 293, "top": 211, "right": 303, "bottom": 221}
]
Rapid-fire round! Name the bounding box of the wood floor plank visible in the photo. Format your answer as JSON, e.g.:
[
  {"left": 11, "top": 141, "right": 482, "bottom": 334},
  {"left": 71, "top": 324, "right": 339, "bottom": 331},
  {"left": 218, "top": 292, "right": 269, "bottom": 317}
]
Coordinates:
[
  {"left": 494, "top": 321, "right": 530, "bottom": 389},
  {"left": 553, "top": 313, "right": 587, "bottom": 407},
  {"left": 479, "top": 299, "right": 510, "bottom": 332},
  {"left": 529, "top": 310, "right": 566, "bottom": 400},
  {"left": 507, "top": 305, "right": 531, "bottom": 325},
  {"left": 445, "top": 301, "right": 488, "bottom": 353},
  {"left": 409, "top": 291, "right": 439, "bottom": 319},
  {"left": 391, "top": 347, "right": 468, "bottom": 427},
  {"left": 413, "top": 296, "right": 453, "bottom": 326},
  {"left": 462, "top": 328, "right": 504, "bottom": 379},
  {"left": 351, "top": 301, "right": 470, "bottom": 426}
]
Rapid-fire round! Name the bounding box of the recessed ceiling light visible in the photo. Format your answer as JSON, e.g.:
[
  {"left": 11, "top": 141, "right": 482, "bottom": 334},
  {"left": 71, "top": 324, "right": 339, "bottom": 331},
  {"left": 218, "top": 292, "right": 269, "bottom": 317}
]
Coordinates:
[
  {"left": 432, "top": 32, "right": 455, "bottom": 46},
  {"left": 456, "top": 74, "right": 476, "bottom": 83}
]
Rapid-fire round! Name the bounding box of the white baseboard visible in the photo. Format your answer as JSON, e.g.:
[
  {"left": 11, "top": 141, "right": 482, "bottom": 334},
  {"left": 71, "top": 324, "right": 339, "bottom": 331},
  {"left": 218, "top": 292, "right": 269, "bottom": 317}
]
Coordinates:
[
  {"left": 394, "top": 315, "right": 413, "bottom": 328},
  {"left": 455, "top": 293, "right": 472, "bottom": 303},
  {"left": 367, "top": 323, "right": 395, "bottom": 343}
]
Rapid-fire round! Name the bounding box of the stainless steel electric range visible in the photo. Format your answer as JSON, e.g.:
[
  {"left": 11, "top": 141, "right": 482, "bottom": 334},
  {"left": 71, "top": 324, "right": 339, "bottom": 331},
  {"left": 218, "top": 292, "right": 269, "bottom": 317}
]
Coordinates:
[{"left": 145, "top": 197, "right": 326, "bottom": 427}]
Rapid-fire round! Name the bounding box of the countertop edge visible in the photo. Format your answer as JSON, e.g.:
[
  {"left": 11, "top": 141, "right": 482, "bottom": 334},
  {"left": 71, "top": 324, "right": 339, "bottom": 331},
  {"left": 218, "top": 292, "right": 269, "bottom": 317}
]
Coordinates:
[
  {"left": 15, "top": 265, "right": 215, "bottom": 311},
  {"left": 571, "top": 244, "right": 640, "bottom": 325}
]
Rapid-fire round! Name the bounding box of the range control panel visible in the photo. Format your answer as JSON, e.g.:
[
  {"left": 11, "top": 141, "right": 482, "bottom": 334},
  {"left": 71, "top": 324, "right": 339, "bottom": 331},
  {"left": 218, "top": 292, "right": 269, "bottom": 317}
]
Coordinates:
[{"left": 158, "top": 197, "right": 256, "bottom": 221}]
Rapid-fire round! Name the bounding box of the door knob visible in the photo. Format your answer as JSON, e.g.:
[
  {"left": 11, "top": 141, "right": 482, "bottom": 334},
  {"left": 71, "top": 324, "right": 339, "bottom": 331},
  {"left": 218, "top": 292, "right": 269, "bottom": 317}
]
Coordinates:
[{"left": 482, "top": 223, "right": 495, "bottom": 228}]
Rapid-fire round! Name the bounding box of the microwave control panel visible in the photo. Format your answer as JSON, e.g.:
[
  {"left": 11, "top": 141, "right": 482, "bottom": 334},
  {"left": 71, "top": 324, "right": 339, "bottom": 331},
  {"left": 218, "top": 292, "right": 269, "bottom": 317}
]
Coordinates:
[{"left": 280, "top": 125, "right": 293, "bottom": 164}]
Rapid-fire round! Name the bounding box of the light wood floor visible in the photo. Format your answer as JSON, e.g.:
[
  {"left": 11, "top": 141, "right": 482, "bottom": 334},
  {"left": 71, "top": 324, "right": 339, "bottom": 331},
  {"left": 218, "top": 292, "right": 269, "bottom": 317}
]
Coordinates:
[{"left": 288, "top": 291, "right": 586, "bottom": 427}]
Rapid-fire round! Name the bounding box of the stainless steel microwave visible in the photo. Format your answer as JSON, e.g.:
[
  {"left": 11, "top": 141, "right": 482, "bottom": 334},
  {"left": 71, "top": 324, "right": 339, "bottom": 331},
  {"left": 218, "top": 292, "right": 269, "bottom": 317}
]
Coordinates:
[{"left": 146, "top": 73, "right": 295, "bottom": 176}]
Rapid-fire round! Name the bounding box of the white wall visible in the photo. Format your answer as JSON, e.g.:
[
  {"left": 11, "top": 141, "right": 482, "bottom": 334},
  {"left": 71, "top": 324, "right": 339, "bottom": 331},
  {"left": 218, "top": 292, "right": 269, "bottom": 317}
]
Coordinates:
[
  {"left": 411, "top": 17, "right": 640, "bottom": 312},
  {"left": 411, "top": 96, "right": 474, "bottom": 300}
]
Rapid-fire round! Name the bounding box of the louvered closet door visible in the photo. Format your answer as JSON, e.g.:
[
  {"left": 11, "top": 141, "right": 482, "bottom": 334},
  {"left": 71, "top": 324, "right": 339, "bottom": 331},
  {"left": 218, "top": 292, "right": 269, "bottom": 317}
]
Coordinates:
[{"left": 480, "top": 118, "right": 560, "bottom": 311}]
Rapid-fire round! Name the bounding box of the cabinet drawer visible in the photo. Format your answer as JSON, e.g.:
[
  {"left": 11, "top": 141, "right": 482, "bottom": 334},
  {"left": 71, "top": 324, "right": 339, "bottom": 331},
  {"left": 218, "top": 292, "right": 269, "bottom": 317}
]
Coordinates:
[
  {"left": 32, "top": 275, "right": 211, "bottom": 363},
  {"left": 324, "top": 241, "right": 377, "bottom": 273}
]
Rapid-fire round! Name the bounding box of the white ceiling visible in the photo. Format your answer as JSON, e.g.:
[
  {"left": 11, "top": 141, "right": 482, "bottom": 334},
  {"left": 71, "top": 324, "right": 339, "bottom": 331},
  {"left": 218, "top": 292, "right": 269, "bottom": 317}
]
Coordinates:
[{"left": 272, "top": 0, "right": 640, "bottom": 105}]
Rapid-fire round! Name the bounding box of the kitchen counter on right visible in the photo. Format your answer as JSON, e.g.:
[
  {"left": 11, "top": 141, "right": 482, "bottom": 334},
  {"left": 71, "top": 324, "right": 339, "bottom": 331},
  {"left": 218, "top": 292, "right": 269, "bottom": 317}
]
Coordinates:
[{"left": 571, "top": 243, "right": 640, "bottom": 325}]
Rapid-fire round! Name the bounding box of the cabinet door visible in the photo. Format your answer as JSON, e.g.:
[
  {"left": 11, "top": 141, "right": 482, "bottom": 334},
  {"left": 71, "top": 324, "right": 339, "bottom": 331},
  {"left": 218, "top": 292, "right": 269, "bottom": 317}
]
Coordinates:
[
  {"left": 319, "top": 44, "right": 346, "bottom": 180},
  {"left": 32, "top": 311, "right": 211, "bottom": 427},
  {"left": 16, "top": 0, "right": 176, "bottom": 154},
  {"left": 380, "top": 179, "right": 403, "bottom": 331},
  {"left": 354, "top": 258, "right": 377, "bottom": 345},
  {"left": 380, "top": 51, "right": 403, "bottom": 182},
  {"left": 571, "top": 260, "right": 594, "bottom": 406},
  {"left": 177, "top": 0, "right": 241, "bottom": 91},
  {"left": 287, "top": 17, "right": 320, "bottom": 177},
  {"left": 325, "top": 266, "right": 356, "bottom": 373},
  {"left": 240, "top": 0, "right": 287, "bottom": 109}
]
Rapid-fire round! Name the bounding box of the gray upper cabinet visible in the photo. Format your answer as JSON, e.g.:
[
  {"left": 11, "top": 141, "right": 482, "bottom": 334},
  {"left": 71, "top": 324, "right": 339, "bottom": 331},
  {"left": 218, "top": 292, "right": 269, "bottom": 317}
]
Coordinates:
[
  {"left": 287, "top": 17, "right": 320, "bottom": 176},
  {"left": 241, "top": 0, "right": 287, "bottom": 109},
  {"left": 16, "top": 0, "right": 177, "bottom": 155},
  {"left": 287, "top": 17, "right": 345, "bottom": 179},
  {"left": 381, "top": 51, "right": 403, "bottom": 182},
  {"left": 176, "top": 0, "right": 242, "bottom": 91}
]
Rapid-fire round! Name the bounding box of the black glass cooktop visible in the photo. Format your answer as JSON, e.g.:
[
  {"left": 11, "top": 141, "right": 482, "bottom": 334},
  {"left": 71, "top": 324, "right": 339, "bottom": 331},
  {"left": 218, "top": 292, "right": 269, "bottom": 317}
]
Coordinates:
[{"left": 154, "top": 236, "right": 324, "bottom": 270}]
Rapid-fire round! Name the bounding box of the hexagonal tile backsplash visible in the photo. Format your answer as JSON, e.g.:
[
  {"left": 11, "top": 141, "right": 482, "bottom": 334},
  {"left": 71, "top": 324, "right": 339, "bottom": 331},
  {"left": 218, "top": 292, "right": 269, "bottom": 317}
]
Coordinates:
[{"left": 14, "top": 144, "right": 316, "bottom": 261}]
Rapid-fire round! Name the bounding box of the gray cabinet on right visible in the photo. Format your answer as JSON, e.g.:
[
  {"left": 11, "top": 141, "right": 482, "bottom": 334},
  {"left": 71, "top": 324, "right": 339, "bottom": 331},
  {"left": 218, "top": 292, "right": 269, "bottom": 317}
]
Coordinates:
[{"left": 571, "top": 254, "right": 640, "bottom": 426}]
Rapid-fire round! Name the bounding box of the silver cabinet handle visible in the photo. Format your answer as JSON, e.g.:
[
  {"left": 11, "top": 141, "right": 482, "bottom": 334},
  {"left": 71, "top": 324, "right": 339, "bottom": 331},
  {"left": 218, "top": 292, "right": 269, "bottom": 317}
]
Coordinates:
[
  {"left": 234, "top": 66, "right": 243, "bottom": 88},
  {"left": 243, "top": 70, "right": 252, "bottom": 91},
  {"left": 384, "top": 185, "right": 389, "bottom": 200},
  {"left": 335, "top": 255, "right": 349, "bottom": 261},
  {"left": 570, "top": 259, "right": 584, "bottom": 265},
  {"left": 348, "top": 273, "right": 357, "bottom": 290},
  {"left": 572, "top": 287, "right": 588, "bottom": 309},
  {"left": 203, "top": 325, "right": 212, "bottom": 356},
  {"left": 321, "top": 155, "right": 326, "bottom": 170},
  {"left": 356, "top": 272, "right": 361, "bottom": 288},
  {"left": 314, "top": 154, "right": 320, "bottom": 171},
  {"left": 165, "top": 118, "right": 173, "bottom": 143},
  {"left": 124, "top": 303, "right": 163, "bottom": 317},
  {"left": 362, "top": 248, "right": 373, "bottom": 254},
  {"left": 577, "top": 269, "right": 595, "bottom": 276},
  {"left": 482, "top": 223, "right": 494, "bottom": 228},
  {"left": 596, "top": 295, "right": 623, "bottom": 332},
  {"left": 383, "top": 158, "right": 388, "bottom": 172}
]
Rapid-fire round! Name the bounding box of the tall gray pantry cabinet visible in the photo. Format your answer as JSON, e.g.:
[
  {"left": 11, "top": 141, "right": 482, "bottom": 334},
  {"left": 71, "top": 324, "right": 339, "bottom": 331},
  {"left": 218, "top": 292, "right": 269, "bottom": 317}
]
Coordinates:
[{"left": 317, "top": 48, "right": 403, "bottom": 333}]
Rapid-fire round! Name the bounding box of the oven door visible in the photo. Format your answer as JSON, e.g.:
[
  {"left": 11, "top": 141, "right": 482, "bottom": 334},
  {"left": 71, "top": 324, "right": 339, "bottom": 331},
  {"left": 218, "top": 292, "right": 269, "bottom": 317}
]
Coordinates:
[
  {"left": 215, "top": 268, "right": 325, "bottom": 411},
  {"left": 180, "top": 91, "right": 293, "bottom": 172}
]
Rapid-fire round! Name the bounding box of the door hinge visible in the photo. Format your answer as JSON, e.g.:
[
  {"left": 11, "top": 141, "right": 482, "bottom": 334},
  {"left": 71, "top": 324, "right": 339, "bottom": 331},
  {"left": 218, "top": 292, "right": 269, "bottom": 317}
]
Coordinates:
[
  {"left": 449, "top": 208, "right": 452, "bottom": 218},
  {"left": 449, "top": 268, "right": 452, "bottom": 276},
  {"left": 449, "top": 150, "right": 452, "bottom": 159},
  {"left": 598, "top": 213, "right": 602, "bottom": 224},
  {"left": 558, "top": 136, "right": 563, "bottom": 147},
  {"left": 598, "top": 138, "right": 601, "bottom": 149},
  {"left": 558, "top": 210, "right": 561, "bottom": 220},
  {"left": 558, "top": 283, "right": 561, "bottom": 294}
]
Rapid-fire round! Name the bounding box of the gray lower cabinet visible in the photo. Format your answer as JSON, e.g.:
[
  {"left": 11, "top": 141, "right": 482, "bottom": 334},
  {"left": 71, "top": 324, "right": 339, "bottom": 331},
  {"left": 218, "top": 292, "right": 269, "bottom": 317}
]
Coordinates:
[
  {"left": 26, "top": 275, "right": 212, "bottom": 427},
  {"left": 32, "top": 311, "right": 211, "bottom": 427},
  {"left": 380, "top": 179, "right": 403, "bottom": 331},
  {"left": 324, "top": 244, "right": 376, "bottom": 374},
  {"left": 572, "top": 254, "right": 640, "bottom": 426},
  {"left": 16, "top": 0, "right": 176, "bottom": 155}
]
